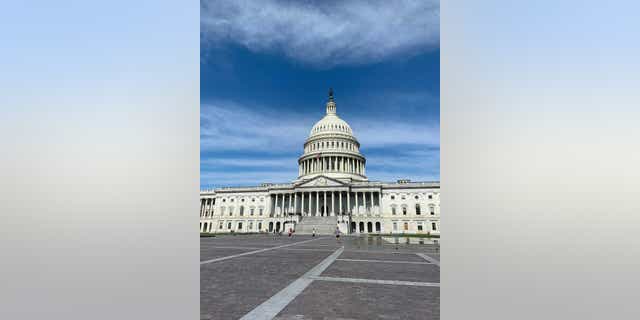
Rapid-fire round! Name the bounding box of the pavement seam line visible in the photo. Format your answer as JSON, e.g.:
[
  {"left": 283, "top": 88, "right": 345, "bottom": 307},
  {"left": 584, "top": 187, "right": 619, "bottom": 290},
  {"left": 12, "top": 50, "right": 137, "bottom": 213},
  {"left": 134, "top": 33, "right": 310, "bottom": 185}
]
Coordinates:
[
  {"left": 238, "top": 246, "right": 344, "bottom": 320},
  {"left": 336, "top": 258, "right": 432, "bottom": 264},
  {"left": 416, "top": 253, "right": 440, "bottom": 267},
  {"left": 201, "top": 246, "right": 264, "bottom": 250},
  {"left": 308, "top": 276, "right": 440, "bottom": 287},
  {"left": 200, "top": 238, "right": 325, "bottom": 265}
]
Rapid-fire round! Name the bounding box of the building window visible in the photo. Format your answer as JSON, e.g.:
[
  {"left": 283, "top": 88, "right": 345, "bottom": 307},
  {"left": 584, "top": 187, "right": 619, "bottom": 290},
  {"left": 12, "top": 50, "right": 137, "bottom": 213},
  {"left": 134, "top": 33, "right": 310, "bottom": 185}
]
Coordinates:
[
  {"left": 222, "top": 198, "right": 226, "bottom": 202},
  {"left": 249, "top": 221, "right": 253, "bottom": 230},
  {"left": 241, "top": 198, "right": 245, "bottom": 202},
  {"left": 258, "top": 222, "right": 262, "bottom": 230},
  {"left": 404, "top": 222, "right": 409, "bottom": 231},
  {"left": 402, "top": 207, "right": 407, "bottom": 215},
  {"left": 417, "top": 223, "right": 423, "bottom": 231},
  {"left": 428, "top": 194, "right": 433, "bottom": 199},
  {"left": 392, "top": 207, "right": 396, "bottom": 215},
  {"left": 229, "top": 207, "right": 234, "bottom": 216},
  {"left": 238, "top": 222, "right": 243, "bottom": 230},
  {"left": 250, "top": 208, "right": 254, "bottom": 216},
  {"left": 239, "top": 206, "right": 244, "bottom": 216},
  {"left": 415, "top": 195, "right": 419, "bottom": 200},
  {"left": 432, "top": 222, "right": 437, "bottom": 231},
  {"left": 416, "top": 204, "right": 421, "bottom": 215},
  {"left": 430, "top": 206, "right": 435, "bottom": 215},
  {"left": 259, "top": 208, "right": 263, "bottom": 216},
  {"left": 252, "top": 198, "right": 255, "bottom": 202},
  {"left": 390, "top": 195, "right": 395, "bottom": 200},
  {"left": 401, "top": 195, "right": 405, "bottom": 200},
  {"left": 393, "top": 222, "right": 398, "bottom": 231},
  {"left": 219, "top": 222, "right": 223, "bottom": 229},
  {"left": 227, "top": 222, "right": 232, "bottom": 229}
]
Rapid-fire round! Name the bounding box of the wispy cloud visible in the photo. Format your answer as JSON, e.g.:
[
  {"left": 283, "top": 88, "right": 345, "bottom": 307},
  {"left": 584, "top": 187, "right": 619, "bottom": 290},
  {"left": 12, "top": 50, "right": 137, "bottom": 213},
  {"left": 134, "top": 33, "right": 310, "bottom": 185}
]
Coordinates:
[
  {"left": 201, "top": 0, "right": 439, "bottom": 67},
  {"left": 201, "top": 99, "right": 439, "bottom": 187},
  {"left": 201, "top": 100, "right": 439, "bottom": 153}
]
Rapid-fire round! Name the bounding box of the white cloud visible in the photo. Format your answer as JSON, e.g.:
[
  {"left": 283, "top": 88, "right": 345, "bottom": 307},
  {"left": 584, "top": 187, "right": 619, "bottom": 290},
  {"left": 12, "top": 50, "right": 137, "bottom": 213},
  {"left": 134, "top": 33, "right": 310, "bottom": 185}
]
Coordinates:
[
  {"left": 201, "top": 157, "right": 295, "bottom": 168},
  {"left": 201, "top": 0, "right": 439, "bottom": 67},
  {"left": 201, "top": 101, "right": 313, "bottom": 153},
  {"left": 201, "top": 170, "right": 297, "bottom": 188},
  {"left": 200, "top": 100, "right": 439, "bottom": 153},
  {"left": 201, "top": 99, "right": 439, "bottom": 186}
]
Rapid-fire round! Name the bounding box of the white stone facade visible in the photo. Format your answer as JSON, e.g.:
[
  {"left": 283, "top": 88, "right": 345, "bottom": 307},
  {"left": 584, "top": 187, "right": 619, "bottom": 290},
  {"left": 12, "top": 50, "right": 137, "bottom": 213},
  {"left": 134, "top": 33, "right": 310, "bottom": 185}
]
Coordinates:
[{"left": 200, "top": 90, "right": 440, "bottom": 235}]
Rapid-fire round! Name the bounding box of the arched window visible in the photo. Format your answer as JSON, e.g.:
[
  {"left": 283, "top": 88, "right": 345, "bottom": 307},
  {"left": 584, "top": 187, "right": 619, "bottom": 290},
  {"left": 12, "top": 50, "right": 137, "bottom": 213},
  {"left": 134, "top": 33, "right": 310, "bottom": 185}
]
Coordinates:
[
  {"left": 416, "top": 204, "right": 421, "bottom": 215},
  {"left": 402, "top": 207, "right": 407, "bottom": 215},
  {"left": 239, "top": 206, "right": 244, "bottom": 216},
  {"left": 430, "top": 206, "right": 435, "bottom": 215},
  {"left": 391, "top": 206, "right": 397, "bottom": 215}
]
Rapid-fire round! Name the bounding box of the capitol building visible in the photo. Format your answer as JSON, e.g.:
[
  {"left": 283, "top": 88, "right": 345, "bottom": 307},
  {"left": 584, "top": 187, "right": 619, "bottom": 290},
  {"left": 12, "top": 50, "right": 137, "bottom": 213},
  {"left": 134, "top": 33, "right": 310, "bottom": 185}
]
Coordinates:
[{"left": 200, "top": 90, "right": 440, "bottom": 235}]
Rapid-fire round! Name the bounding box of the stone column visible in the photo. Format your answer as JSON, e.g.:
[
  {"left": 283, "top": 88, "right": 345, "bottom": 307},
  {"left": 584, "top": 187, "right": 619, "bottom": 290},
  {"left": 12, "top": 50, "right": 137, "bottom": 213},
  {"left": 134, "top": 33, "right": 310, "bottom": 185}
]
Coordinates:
[
  {"left": 315, "top": 191, "right": 319, "bottom": 216},
  {"left": 355, "top": 192, "right": 359, "bottom": 215},
  {"left": 347, "top": 191, "right": 351, "bottom": 214},
  {"left": 369, "top": 192, "right": 373, "bottom": 214},
  {"left": 331, "top": 191, "right": 335, "bottom": 216},
  {"left": 294, "top": 192, "right": 298, "bottom": 214},
  {"left": 301, "top": 192, "right": 305, "bottom": 215},
  {"left": 339, "top": 191, "right": 342, "bottom": 215},
  {"left": 323, "top": 191, "right": 327, "bottom": 216},
  {"left": 286, "top": 193, "right": 290, "bottom": 215}
]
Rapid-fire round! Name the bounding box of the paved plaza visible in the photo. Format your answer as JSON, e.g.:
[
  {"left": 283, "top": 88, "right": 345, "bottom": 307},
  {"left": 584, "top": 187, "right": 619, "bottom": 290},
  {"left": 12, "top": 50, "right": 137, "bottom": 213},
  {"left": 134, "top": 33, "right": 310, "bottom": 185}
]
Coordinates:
[{"left": 201, "top": 234, "right": 440, "bottom": 320}]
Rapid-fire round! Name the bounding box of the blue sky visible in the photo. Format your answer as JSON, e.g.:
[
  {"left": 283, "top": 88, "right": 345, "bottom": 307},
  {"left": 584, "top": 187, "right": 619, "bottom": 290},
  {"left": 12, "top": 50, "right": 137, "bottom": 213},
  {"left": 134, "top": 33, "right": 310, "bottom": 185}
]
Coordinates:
[{"left": 201, "top": 0, "right": 439, "bottom": 188}]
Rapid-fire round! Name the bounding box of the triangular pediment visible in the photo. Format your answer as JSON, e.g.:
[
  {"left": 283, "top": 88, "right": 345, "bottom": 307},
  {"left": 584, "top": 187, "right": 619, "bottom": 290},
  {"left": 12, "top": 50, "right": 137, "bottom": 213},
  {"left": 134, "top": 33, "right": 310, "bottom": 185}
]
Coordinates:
[{"left": 295, "top": 175, "right": 347, "bottom": 188}]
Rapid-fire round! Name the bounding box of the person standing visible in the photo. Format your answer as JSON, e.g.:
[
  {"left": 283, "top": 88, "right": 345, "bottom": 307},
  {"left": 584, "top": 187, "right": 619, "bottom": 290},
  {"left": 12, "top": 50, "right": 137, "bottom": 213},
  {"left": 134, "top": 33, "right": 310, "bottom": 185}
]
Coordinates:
[
  {"left": 312, "top": 227, "right": 316, "bottom": 237},
  {"left": 335, "top": 227, "right": 341, "bottom": 243}
]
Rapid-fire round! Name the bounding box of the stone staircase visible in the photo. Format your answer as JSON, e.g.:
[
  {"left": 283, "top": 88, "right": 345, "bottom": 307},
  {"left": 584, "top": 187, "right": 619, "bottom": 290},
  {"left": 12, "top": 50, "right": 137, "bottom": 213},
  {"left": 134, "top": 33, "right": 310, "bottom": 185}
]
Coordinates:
[{"left": 295, "top": 216, "right": 337, "bottom": 235}]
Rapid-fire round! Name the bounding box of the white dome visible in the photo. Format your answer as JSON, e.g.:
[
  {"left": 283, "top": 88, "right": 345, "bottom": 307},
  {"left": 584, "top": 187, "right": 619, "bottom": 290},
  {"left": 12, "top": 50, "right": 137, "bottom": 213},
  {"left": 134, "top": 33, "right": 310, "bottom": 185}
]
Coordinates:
[
  {"left": 309, "top": 114, "right": 353, "bottom": 138},
  {"left": 297, "top": 89, "right": 367, "bottom": 182}
]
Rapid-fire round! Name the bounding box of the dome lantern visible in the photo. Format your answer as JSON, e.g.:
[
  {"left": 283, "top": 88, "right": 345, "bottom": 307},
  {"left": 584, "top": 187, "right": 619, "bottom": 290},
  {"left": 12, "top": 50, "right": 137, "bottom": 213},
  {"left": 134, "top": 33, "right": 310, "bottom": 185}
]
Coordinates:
[{"left": 326, "top": 87, "right": 336, "bottom": 115}]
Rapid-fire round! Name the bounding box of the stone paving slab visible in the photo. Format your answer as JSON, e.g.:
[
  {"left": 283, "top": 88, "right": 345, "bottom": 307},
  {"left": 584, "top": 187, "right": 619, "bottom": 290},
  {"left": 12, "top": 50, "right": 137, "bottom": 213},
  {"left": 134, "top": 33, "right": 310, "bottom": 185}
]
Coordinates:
[
  {"left": 321, "top": 260, "right": 440, "bottom": 283},
  {"left": 339, "top": 251, "right": 427, "bottom": 262},
  {"left": 200, "top": 235, "right": 439, "bottom": 319},
  {"left": 200, "top": 248, "right": 258, "bottom": 262},
  {"left": 201, "top": 250, "right": 332, "bottom": 320},
  {"left": 274, "top": 280, "right": 440, "bottom": 320}
]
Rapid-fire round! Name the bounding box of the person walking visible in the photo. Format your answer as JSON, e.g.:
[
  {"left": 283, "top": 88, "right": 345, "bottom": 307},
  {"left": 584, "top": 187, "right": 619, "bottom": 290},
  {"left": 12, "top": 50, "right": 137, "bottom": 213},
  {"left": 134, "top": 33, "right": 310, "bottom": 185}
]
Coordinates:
[
  {"left": 335, "top": 227, "right": 341, "bottom": 243},
  {"left": 312, "top": 227, "right": 316, "bottom": 237}
]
